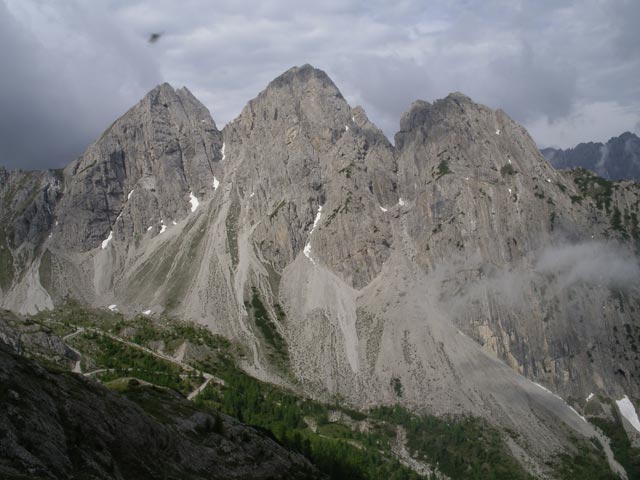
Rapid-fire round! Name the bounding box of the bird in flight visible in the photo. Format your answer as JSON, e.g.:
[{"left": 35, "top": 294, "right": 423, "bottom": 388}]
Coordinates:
[{"left": 148, "top": 32, "right": 162, "bottom": 44}]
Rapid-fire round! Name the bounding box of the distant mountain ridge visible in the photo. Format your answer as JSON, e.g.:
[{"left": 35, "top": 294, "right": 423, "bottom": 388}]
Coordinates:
[{"left": 541, "top": 131, "right": 640, "bottom": 181}]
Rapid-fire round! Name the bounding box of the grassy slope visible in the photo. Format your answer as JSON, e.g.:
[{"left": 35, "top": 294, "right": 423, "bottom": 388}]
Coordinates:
[{"left": 27, "top": 304, "right": 619, "bottom": 480}]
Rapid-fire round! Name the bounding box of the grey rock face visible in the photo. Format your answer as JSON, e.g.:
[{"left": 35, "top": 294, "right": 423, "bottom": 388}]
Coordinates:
[
  {"left": 0, "top": 168, "right": 62, "bottom": 295},
  {"left": 542, "top": 131, "right": 640, "bottom": 181},
  {"left": 394, "top": 94, "right": 640, "bottom": 402},
  {"left": 0, "top": 310, "right": 78, "bottom": 367},
  {"left": 1, "top": 83, "right": 224, "bottom": 312},
  {"left": 0, "top": 337, "right": 322, "bottom": 480},
  {"left": 224, "top": 65, "right": 396, "bottom": 289},
  {"left": 54, "top": 83, "right": 222, "bottom": 252}
]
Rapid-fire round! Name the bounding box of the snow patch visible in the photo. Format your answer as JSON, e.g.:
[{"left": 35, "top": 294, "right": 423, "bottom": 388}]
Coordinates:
[
  {"left": 351, "top": 115, "right": 355, "bottom": 122},
  {"left": 250, "top": 192, "right": 255, "bottom": 198},
  {"left": 495, "top": 129, "right": 500, "bottom": 135},
  {"left": 380, "top": 206, "right": 388, "bottom": 212},
  {"left": 303, "top": 205, "right": 323, "bottom": 265},
  {"left": 55, "top": 220, "right": 58, "bottom": 226},
  {"left": 147, "top": 226, "right": 153, "bottom": 232},
  {"left": 221, "top": 142, "right": 226, "bottom": 161},
  {"left": 398, "top": 198, "right": 406, "bottom": 206},
  {"left": 311, "top": 205, "right": 323, "bottom": 231},
  {"left": 508, "top": 158, "right": 512, "bottom": 164},
  {"left": 303, "top": 243, "right": 314, "bottom": 263},
  {"left": 108, "top": 304, "right": 117, "bottom": 311},
  {"left": 508, "top": 188, "right": 512, "bottom": 194},
  {"left": 127, "top": 189, "right": 134, "bottom": 200},
  {"left": 189, "top": 192, "right": 200, "bottom": 212},
  {"left": 345, "top": 125, "right": 349, "bottom": 131},
  {"left": 172, "top": 220, "right": 177, "bottom": 225},
  {"left": 546, "top": 178, "right": 551, "bottom": 183},
  {"left": 160, "top": 224, "right": 167, "bottom": 234},
  {"left": 101, "top": 231, "right": 113, "bottom": 250},
  {"left": 616, "top": 396, "right": 640, "bottom": 432},
  {"left": 142, "top": 310, "right": 152, "bottom": 315},
  {"left": 586, "top": 393, "right": 595, "bottom": 402},
  {"left": 213, "top": 176, "right": 220, "bottom": 190}
]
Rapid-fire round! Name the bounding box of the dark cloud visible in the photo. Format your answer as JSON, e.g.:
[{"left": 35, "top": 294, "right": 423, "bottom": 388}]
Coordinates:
[
  {"left": 1, "top": 0, "right": 639, "bottom": 169},
  {"left": 0, "top": 0, "right": 161, "bottom": 169}
]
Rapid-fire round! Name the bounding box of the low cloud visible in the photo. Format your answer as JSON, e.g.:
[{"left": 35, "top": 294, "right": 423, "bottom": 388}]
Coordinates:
[
  {"left": 535, "top": 241, "right": 640, "bottom": 290},
  {"left": 439, "top": 241, "right": 640, "bottom": 315}
]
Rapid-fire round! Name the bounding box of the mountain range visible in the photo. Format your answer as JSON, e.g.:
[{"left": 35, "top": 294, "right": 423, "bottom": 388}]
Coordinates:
[
  {"left": 542, "top": 132, "right": 640, "bottom": 181},
  {"left": 1, "top": 64, "right": 639, "bottom": 479}
]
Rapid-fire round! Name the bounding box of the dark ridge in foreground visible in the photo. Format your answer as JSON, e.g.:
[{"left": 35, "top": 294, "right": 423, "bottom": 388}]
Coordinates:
[{"left": 0, "top": 339, "right": 321, "bottom": 480}]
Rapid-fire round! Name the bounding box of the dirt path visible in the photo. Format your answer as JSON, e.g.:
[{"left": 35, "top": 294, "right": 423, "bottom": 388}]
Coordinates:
[
  {"left": 63, "top": 327, "right": 85, "bottom": 373},
  {"left": 61, "top": 323, "right": 224, "bottom": 400},
  {"left": 187, "top": 374, "right": 214, "bottom": 400},
  {"left": 391, "top": 425, "right": 447, "bottom": 479}
]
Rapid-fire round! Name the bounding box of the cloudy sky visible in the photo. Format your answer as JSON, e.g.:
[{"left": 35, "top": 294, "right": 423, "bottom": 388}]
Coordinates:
[{"left": 2, "top": 0, "right": 639, "bottom": 169}]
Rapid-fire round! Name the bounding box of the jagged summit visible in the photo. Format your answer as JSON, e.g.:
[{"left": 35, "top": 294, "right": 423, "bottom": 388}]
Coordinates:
[
  {"left": 617, "top": 130, "right": 636, "bottom": 141},
  {"left": 268, "top": 64, "right": 341, "bottom": 94},
  {"left": 52, "top": 77, "right": 223, "bottom": 252},
  {"left": 231, "top": 64, "right": 351, "bottom": 148},
  {"left": 395, "top": 92, "right": 509, "bottom": 152}
]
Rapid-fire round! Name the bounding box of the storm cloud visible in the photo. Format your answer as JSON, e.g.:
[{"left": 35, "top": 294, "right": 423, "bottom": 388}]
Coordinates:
[{"left": 1, "top": 0, "right": 639, "bottom": 169}]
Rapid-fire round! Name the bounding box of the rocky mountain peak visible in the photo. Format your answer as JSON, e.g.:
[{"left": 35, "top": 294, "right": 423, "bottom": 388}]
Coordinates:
[
  {"left": 257, "top": 64, "right": 344, "bottom": 109},
  {"left": 395, "top": 100, "right": 430, "bottom": 145},
  {"left": 231, "top": 64, "right": 350, "bottom": 148},
  {"left": 220, "top": 64, "right": 398, "bottom": 291},
  {"left": 52, "top": 80, "right": 222, "bottom": 252},
  {"left": 141, "top": 82, "right": 219, "bottom": 131},
  {"left": 618, "top": 131, "right": 636, "bottom": 141},
  {"left": 146, "top": 81, "right": 175, "bottom": 98},
  {"left": 395, "top": 93, "right": 497, "bottom": 152},
  {"left": 268, "top": 64, "right": 340, "bottom": 92},
  {"left": 396, "top": 91, "right": 550, "bottom": 177}
]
